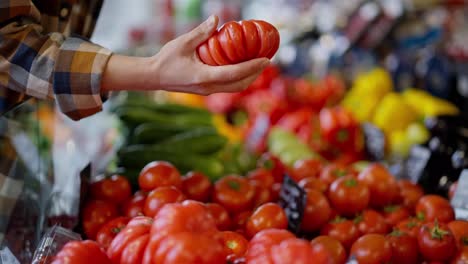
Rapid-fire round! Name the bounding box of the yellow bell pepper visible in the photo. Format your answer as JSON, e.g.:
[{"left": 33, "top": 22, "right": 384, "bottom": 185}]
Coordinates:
[
  {"left": 402, "top": 89, "right": 459, "bottom": 117},
  {"left": 389, "top": 130, "right": 412, "bottom": 158},
  {"left": 213, "top": 114, "right": 242, "bottom": 143},
  {"left": 342, "top": 93, "right": 381, "bottom": 123},
  {"left": 406, "top": 122, "right": 430, "bottom": 145},
  {"left": 372, "top": 92, "right": 418, "bottom": 135},
  {"left": 166, "top": 92, "right": 206, "bottom": 108},
  {"left": 351, "top": 67, "right": 393, "bottom": 99}
]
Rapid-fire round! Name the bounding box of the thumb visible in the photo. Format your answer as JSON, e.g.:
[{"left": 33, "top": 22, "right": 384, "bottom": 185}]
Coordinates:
[{"left": 185, "top": 15, "right": 219, "bottom": 49}]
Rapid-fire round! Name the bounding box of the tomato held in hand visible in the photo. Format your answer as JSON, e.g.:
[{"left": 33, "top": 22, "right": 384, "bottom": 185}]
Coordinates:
[
  {"left": 96, "top": 217, "right": 131, "bottom": 249},
  {"left": 213, "top": 175, "right": 255, "bottom": 213},
  {"left": 310, "top": 236, "right": 347, "bottom": 264},
  {"left": 357, "top": 163, "right": 399, "bottom": 208},
  {"left": 350, "top": 234, "right": 392, "bottom": 264},
  {"left": 82, "top": 200, "right": 118, "bottom": 240},
  {"left": 354, "top": 209, "right": 389, "bottom": 235},
  {"left": 197, "top": 20, "right": 280, "bottom": 66},
  {"left": 383, "top": 205, "right": 410, "bottom": 227},
  {"left": 398, "top": 179, "right": 424, "bottom": 211},
  {"left": 222, "top": 231, "right": 249, "bottom": 257},
  {"left": 138, "top": 161, "right": 182, "bottom": 191},
  {"left": 417, "top": 221, "right": 457, "bottom": 262},
  {"left": 90, "top": 175, "right": 132, "bottom": 204},
  {"left": 415, "top": 195, "right": 455, "bottom": 223},
  {"left": 290, "top": 158, "right": 324, "bottom": 183},
  {"left": 143, "top": 186, "right": 185, "bottom": 217},
  {"left": 447, "top": 220, "right": 468, "bottom": 249},
  {"left": 300, "top": 189, "right": 332, "bottom": 233},
  {"left": 320, "top": 218, "right": 361, "bottom": 250},
  {"left": 246, "top": 203, "right": 288, "bottom": 238},
  {"left": 182, "top": 171, "right": 212, "bottom": 202},
  {"left": 122, "top": 193, "right": 147, "bottom": 218},
  {"left": 387, "top": 230, "right": 420, "bottom": 264},
  {"left": 298, "top": 177, "right": 327, "bottom": 193},
  {"left": 52, "top": 240, "right": 111, "bottom": 264},
  {"left": 205, "top": 203, "right": 232, "bottom": 231},
  {"left": 328, "top": 176, "right": 370, "bottom": 217}
]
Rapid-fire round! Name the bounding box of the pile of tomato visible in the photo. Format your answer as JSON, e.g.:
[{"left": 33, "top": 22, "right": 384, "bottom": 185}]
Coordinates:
[{"left": 52, "top": 155, "right": 467, "bottom": 264}]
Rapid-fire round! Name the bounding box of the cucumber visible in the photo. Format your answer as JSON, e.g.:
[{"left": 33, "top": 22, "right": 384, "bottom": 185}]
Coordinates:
[
  {"left": 155, "top": 127, "right": 227, "bottom": 155},
  {"left": 133, "top": 123, "right": 202, "bottom": 144}
]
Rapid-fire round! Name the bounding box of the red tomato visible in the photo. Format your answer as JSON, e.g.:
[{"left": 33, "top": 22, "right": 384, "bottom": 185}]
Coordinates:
[
  {"left": 90, "top": 175, "right": 131, "bottom": 204},
  {"left": 138, "top": 161, "right": 182, "bottom": 191},
  {"left": 396, "top": 217, "right": 424, "bottom": 238},
  {"left": 251, "top": 183, "right": 274, "bottom": 209},
  {"left": 233, "top": 210, "right": 252, "bottom": 231},
  {"left": 82, "top": 200, "right": 118, "bottom": 240},
  {"left": 143, "top": 186, "right": 185, "bottom": 217},
  {"left": 319, "top": 107, "right": 362, "bottom": 153},
  {"left": 297, "top": 177, "right": 327, "bottom": 193},
  {"left": 122, "top": 193, "right": 146, "bottom": 218},
  {"left": 271, "top": 238, "right": 318, "bottom": 264},
  {"left": 449, "top": 181, "right": 458, "bottom": 200},
  {"left": 213, "top": 175, "right": 255, "bottom": 213},
  {"left": 247, "top": 168, "right": 275, "bottom": 189},
  {"left": 310, "top": 236, "right": 347, "bottom": 264},
  {"left": 417, "top": 221, "right": 457, "bottom": 262},
  {"left": 181, "top": 171, "right": 212, "bottom": 202},
  {"left": 447, "top": 220, "right": 468, "bottom": 249},
  {"left": 205, "top": 203, "right": 232, "bottom": 231},
  {"left": 357, "top": 163, "right": 399, "bottom": 208},
  {"left": 451, "top": 246, "right": 468, "bottom": 264},
  {"left": 270, "top": 183, "right": 282, "bottom": 202},
  {"left": 415, "top": 195, "right": 455, "bottom": 223},
  {"left": 96, "top": 217, "right": 130, "bottom": 249},
  {"left": 350, "top": 234, "right": 392, "bottom": 264},
  {"left": 257, "top": 152, "right": 287, "bottom": 183},
  {"left": 387, "top": 230, "right": 420, "bottom": 264},
  {"left": 319, "top": 164, "right": 352, "bottom": 186},
  {"left": 355, "top": 209, "right": 389, "bottom": 235},
  {"left": 398, "top": 179, "right": 424, "bottom": 211},
  {"left": 383, "top": 205, "right": 410, "bottom": 227},
  {"left": 246, "top": 203, "right": 288, "bottom": 238},
  {"left": 301, "top": 189, "right": 332, "bottom": 233},
  {"left": 222, "top": 231, "right": 249, "bottom": 257},
  {"left": 197, "top": 20, "right": 280, "bottom": 65},
  {"left": 290, "top": 158, "right": 324, "bottom": 182},
  {"left": 320, "top": 218, "right": 361, "bottom": 250},
  {"left": 52, "top": 240, "right": 111, "bottom": 264},
  {"left": 244, "top": 229, "right": 296, "bottom": 264},
  {"left": 328, "top": 176, "right": 370, "bottom": 217}
]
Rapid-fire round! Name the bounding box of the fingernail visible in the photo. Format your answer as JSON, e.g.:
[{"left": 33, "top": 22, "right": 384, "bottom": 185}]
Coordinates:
[
  {"left": 262, "top": 60, "right": 271, "bottom": 67},
  {"left": 206, "top": 15, "right": 215, "bottom": 27}
]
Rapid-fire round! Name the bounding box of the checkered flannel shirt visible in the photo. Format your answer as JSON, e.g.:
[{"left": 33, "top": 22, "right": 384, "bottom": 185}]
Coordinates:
[{"left": 0, "top": 0, "right": 111, "bottom": 244}]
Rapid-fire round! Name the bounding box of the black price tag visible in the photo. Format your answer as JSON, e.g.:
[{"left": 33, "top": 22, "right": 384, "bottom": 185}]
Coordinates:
[
  {"left": 451, "top": 169, "right": 468, "bottom": 220},
  {"left": 362, "top": 123, "right": 386, "bottom": 161},
  {"left": 278, "top": 175, "right": 307, "bottom": 234},
  {"left": 406, "top": 145, "right": 431, "bottom": 184}
]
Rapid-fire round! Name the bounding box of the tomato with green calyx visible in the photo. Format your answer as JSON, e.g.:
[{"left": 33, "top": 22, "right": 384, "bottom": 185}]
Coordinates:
[
  {"left": 143, "top": 186, "right": 185, "bottom": 217},
  {"left": 354, "top": 209, "right": 389, "bottom": 235},
  {"left": 213, "top": 175, "right": 255, "bottom": 213},
  {"left": 298, "top": 177, "right": 327, "bottom": 193},
  {"left": 320, "top": 217, "right": 361, "bottom": 250},
  {"left": 415, "top": 195, "right": 455, "bottom": 223},
  {"left": 417, "top": 221, "right": 457, "bottom": 262},
  {"left": 90, "top": 175, "right": 131, "bottom": 204},
  {"left": 82, "top": 200, "right": 118, "bottom": 240},
  {"left": 396, "top": 217, "right": 424, "bottom": 238},
  {"left": 328, "top": 176, "right": 370, "bottom": 217},
  {"left": 222, "top": 231, "right": 249, "bottom": 257},
  {"left": 350, "top": 234, "right": 392, "bottom": 264},
  {"left": 247, "top": 168, "right": 275, "bottom": 189},
  {"left": 96, "top": 217, "right": 130, "bottom": 250},
  {"left": 182, "top": 171, "right": 212, "bottom": 202},
  {"left": 357, "top": 163, "right": 399, "bottom": 208},
  {"left": 290, "top": 158, "right": 324, "bottom": 183},
  {"left": 138, "top": 161, "right": 182, "bottom": 191},
  {"left": 319, "top": 163, "right": 352, "bottom": 187},
  {"left": 383, "top": 205, "right": 410, "bottom": 227},
  {"left": 447, "top": 220, "right": 468, "bottom": 249},
  {"left": 257, "top": 152, "right": 286, "bottom": 183},
  {"left": 246, "top": 203, "right": 288, "bottom": 238},
  {"left": 52, "top": 240, "right": 111, "bottom": 264},
  {"left": 387, "top": 229, "right": 420, "bottom": 264}
]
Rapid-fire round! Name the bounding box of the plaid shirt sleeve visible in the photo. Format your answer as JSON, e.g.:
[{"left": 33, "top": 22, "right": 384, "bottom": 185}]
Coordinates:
[{"left": 0, "top": 2, "right": 112, "bottom": 121}]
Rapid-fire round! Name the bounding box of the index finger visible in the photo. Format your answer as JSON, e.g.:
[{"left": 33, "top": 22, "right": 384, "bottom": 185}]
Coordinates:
[{"left": 201, "top": 58, "right": 270, "bottom": 83}]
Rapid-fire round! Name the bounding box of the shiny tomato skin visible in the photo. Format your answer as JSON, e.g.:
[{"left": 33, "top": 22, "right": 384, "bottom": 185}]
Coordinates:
[
  {"left": 96, "top": 217, "right": 131, "bottom": 249},
  {"left": 298, "top": 177, "right": 327, "bottom": 193},
  {"left": 82, "top": 200, "right": 118, "bottom": 240},
  {"left": 270, "top": 183, "right": 282, "bottom": 202},
  {"left": 251, "top": 183, "right": 274, "bottom": 209},
  {"left": 107, "top": 224, "right": 151, "bottom": 264},
  {"left": 257, "top": 152, "right": 286, "bottom": 183},
  {"left": 218, "top": 23, "right": 242, "bottom": 63},
  {"left": 240, "top": 20, "right": 261, "bottom": 60},
  {"left": 208, "top": 36, "right": 231, "bottom": 65},
  {"left": 451, "top": 246, "right": 468, "bottom": 264},
  {"left": 181, "top": 171, "right": 212, "bottom": 202},
  {"left": 357, "top": 163, "right": 399, "bottom": 208},
  {"left": 415, "top": 195, "right": 455, "bottom": 223},
  {"left": 398, "top": 179, "right": 424, "bottom": 211},
  {"left": 396, "top": 218, "right": 424, "bottom": 238},
  {"left": 90, "top": 175, "right": 131, "bottom": 204},
  {"left": 417, "top": 221, "right": 457, "bottom": 262},
  {"left": 301, "top": 189, "right": 332, "bottom": 233},
  {"left": 205, "top": 203, "right": 232, "bottom": 231},
  {"left": 52, "top": 240, "right": 111, "bottom": 264},
  {"left": 143, "top": 186, "right": 185, "bottom": 217},
  {"left": 350, "top": 234, "right": 392, "bottom": 264},
  {"left": 310, "top": 236, "right": 347, "bottom": 264},
  {"left": 387, "top": 230, "right": 420, "bottom": 264},
  {"left": 233, "top": 210, "right": 252, "bottom": 231},
  {"left": 355, "top": 210, "right": 389, "bottom": 235},
  {"left": 290, "top": 158, "right": 324, "bottom": 182},
  {"left": 197, "top": 43, "right": 217, "bottom": 66},
  {"left": 244, "top": 229, "right": 297, "bottom": 264},
  {"left": 447, "top": 220, "right": 468, "bottom": 249},
  {"left": 328, "top": 176, "right": 370, "bottom": 217},
  {"left": 213, "top": 175, "right": 255, "bottom": 213},
  {"left": 319, "top": 164, "right": 352, "bottom": 186},
  {"left": 247, "top": 168, "right": 275, "bottom": 189},
  {"left": 222, "top": 231, "right": 249, "bottom": 257},
  {"left": 252, "top": 20, "right": 280, "bottom": 59},
  {"left": 122, "top": 193, "right": 147, "bottom": 218},
  {"left": 383, "top": 205, "right": 411, "bottom": 227},
  {"left": 270, "top": 238, "right": 318, "bottom": 264},
  {"left": 320, "top": 219, "right": 361, "bottom": 250},
  {"left": 246, "top": 203, "right": 288, "bottom": 238},
  {"left": 138, "top": 161, "right": 182, "bottom": 191}
]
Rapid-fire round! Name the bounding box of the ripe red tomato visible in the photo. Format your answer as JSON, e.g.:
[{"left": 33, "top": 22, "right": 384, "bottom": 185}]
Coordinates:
[
  {"left": 244, "top": 229, "right": 296, "bottom": 264},
  {"left": 387, "top": 230, "right": 420, "bottom": 264},
  {"left": 398, "top": 179, "right": 424, "bottom": 211},
  {"left": 415, "top": 195, "right": 455, "bottom": 223},
  {"left": 355, "top": 209, "right": 389, "bottom": 235},
  {"left": 90, "top": 175, "right": 131, "bottom": 204},
  {"left": 197, "top": 20, "right": 280, "bottom": 66},
  {"left": 319, "top": 164, "right": 352, "bottom": 186},
  {"left": 298, "top": 177, "right": 327, "bottom": 193},
  {"left": 301, "top": 189, "right": 332, "bottom": 233},
  {"left": 290, "top": 158, "right": 324, "bottom": 182},
  {"left": 319, "top": 107, "right": 361, "bottom": 153},
  {"left": 396, "top": 217, "right": 424, "bottom": 238},
  {"left": 417, "top": 221, "right": 457, "bottom": 262},
  {"left": 213, "top": 175, "right": 255, "bottom": 213},
  {"left": 310, "top": 236, "right": 346, "bottom": 264},
  {"left": 350, "top": 234, "right": 392, "bottom": 264},
  {"left": 447, "top": 220, "right": 468, "bottom": 249},
  {"left": 383, "top": 205, "right": 410, "bottom": 227},
  {"left": 357, "top": 163, "right": 399, "bottom": 208},
  {"left": 247, "top": 168, "right": 275, "bottom": 189},
  {"left": 233, "top": 210, "right": 252, "bottom": 232},
  {"left": 257, "top": 152, "right": 287, "bottom": 183},
  {"left": 122, "top": 193, "right": 146, "bottom": 218},
  {"left": 251, "top": 183, "right": 274, "bottom": 209},
  {"left": 270, "top": 183, "right": 282, "bottom": 202},
  {"left": 82, "top": 200, "right": 118, "bottom": 240},
  {"left": 222, "top": 231, "right": 249, "bottom": 257},
  {"left": 270, "top": 238, "right": 318, "bottom": 264},
  {"left": 246, "top": 203, "right": 288, "bottom": 238},
  {"left": 138, "top": 161, "right": 182, "bottom": 191},
  {"left": 320, "top": 218, "right": 361, "bottom": 250},
  {"left": 107, "top": 220, "right": 152, "bottom": 264},
  {"left": 52, "top": 240, "right": 111, "bottom": 264},
  {"left": 451, "top": 246, "right": 468, "bottom": 264},
  {"left": 328, "top": 176, "right": 370, "bottom": 217},
  {"left": 96, "top": 217, "right": 131, "bottom": 249},
  {"left": 181, "top": 171, "right": 212, "bottom": 202},
  {"left": 205, "top": 203, "right": 232, "bottom": 231},
  {"left": 143, "top": 186, "right": 185, "bottom": 217}
]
